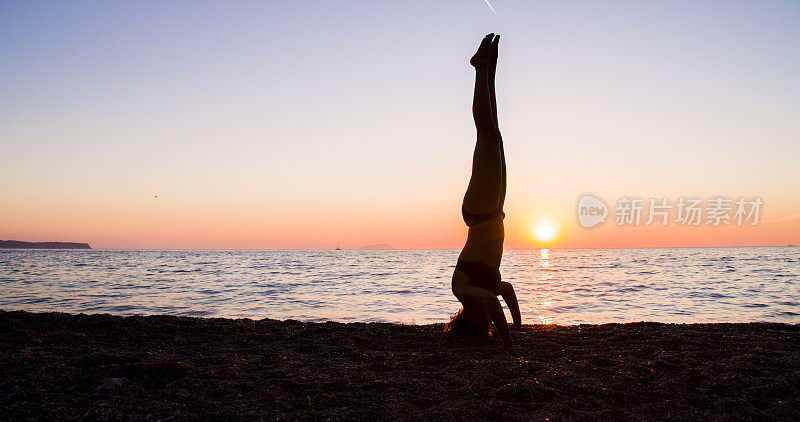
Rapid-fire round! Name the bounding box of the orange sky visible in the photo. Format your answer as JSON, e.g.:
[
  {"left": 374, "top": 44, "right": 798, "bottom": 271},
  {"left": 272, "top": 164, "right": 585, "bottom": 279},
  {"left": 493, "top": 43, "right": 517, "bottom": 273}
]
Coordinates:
[
  {"left": 1, "top": 189, "right": 798, "bottom": 249},
  {"left": 2, "top": 2, "right": 799, "bottom": 249}
]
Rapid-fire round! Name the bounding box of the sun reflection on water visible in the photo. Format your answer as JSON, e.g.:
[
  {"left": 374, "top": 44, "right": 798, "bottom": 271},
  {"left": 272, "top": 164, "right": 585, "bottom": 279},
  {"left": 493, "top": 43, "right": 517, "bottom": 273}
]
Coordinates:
[
  {"left": 530, "top": 248, "right": 557, "bottom": 324},
  {"left": 539, "top": 248, "right": 553, "bottom": 280}
]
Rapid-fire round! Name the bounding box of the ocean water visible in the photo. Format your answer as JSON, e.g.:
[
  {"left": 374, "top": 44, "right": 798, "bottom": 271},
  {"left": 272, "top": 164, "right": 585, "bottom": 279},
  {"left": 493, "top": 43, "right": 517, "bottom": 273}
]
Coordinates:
[{"left": 0, "top": 247, "right": 798, "bottom": 325}]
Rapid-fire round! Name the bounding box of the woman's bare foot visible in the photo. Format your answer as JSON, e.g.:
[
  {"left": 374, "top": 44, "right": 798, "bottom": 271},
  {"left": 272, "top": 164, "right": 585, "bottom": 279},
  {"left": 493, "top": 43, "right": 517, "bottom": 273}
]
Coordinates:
[{"left": 470, "top": 33, "right": 496, "bottom": 68}]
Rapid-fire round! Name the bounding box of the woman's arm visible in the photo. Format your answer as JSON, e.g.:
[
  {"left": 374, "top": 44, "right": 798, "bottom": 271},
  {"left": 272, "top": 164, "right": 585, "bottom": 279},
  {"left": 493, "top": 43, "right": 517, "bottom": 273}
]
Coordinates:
[
  {"left": 498, "top": 281, "right": 521, "bottom": 327},
  {"left": 457, "top": 285, "right": 513, "bottom": 348},
  {"left": 484, "top": 294, "right": 513, "bottom": 348}
]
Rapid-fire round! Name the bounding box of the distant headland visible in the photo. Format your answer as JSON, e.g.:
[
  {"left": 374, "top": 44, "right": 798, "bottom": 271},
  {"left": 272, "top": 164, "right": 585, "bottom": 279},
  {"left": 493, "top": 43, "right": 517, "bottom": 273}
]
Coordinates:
[
  {"left": 0, "top": 240, "right": 91, "bottom": 249},
  {"left": 359, "top": 243, "right": 395, "bottom": 250}
]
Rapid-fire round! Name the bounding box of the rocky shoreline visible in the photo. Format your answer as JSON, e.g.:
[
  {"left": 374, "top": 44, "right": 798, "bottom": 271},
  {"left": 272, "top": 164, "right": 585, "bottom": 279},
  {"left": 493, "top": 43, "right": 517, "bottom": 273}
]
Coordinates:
[
  {"left": 0, "top": 241, "right": 91, "bottom": 249},
  {"left": 1, "top": 311, "right": 798, "bottom": 420}
]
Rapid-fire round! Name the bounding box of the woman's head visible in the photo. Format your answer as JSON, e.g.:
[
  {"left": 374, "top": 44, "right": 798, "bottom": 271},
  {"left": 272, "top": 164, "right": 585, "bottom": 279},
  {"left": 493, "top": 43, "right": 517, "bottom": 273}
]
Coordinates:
[{"left": 444, "top": 305, "right": 490, "bottom": 337}]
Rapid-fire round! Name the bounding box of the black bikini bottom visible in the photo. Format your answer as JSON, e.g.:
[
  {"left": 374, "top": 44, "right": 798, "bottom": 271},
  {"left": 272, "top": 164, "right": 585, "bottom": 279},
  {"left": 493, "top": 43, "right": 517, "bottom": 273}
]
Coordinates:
[{"left": 456, "top": 259, "right": 501, "bottom": 293}]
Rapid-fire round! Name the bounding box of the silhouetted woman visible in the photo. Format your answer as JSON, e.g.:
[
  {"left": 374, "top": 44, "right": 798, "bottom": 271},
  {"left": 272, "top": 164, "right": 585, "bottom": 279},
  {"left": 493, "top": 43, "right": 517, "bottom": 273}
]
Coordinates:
[{"left": 447, "top": 34, "right": 521, "bottom": 348}]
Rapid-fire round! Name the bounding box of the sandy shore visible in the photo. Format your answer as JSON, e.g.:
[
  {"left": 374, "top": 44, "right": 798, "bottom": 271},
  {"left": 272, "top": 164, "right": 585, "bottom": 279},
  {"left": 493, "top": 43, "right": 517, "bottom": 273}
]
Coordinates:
[{"left": 1, "top": 311, "right": 798, "bottom": 420}]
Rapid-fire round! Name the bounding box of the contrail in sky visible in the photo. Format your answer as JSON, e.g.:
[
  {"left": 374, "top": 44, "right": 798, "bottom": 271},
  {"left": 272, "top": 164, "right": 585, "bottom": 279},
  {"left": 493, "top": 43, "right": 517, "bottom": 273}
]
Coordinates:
[{"left": 484, "top": 0, "right": 497, "bottom": 15}]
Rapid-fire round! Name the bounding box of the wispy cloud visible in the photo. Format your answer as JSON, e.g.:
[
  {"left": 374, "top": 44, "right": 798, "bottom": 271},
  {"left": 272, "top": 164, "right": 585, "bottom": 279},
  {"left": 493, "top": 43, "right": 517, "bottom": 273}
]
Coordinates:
[{"left": 765, "top": 212, "right": 800, "bottom": 223}]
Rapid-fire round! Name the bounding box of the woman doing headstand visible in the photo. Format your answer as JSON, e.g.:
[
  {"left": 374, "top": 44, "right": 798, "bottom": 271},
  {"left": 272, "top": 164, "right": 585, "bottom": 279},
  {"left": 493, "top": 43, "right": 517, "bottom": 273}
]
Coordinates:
[{"left": 447, "top": 34, "right": 521, "bottom": 348}]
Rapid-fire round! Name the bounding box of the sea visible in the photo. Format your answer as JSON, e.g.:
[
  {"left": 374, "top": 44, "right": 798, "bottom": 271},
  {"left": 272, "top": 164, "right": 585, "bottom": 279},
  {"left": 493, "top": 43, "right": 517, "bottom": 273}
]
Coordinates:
[{"left": 1, "top": 247, "right": 798, "bottom": 325}]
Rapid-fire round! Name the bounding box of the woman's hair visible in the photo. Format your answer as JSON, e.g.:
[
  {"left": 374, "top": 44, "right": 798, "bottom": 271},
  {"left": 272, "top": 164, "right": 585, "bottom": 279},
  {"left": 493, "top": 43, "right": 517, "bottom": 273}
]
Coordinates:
[{"left": 444, "top": 305, "right": 491, "bottom": 338}]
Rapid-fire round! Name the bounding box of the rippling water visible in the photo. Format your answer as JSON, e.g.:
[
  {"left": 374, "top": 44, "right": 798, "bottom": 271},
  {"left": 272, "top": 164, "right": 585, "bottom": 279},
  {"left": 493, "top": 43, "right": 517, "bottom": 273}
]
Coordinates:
[{"left": 1, "top": 247, "right": 798, "bottom": 324}]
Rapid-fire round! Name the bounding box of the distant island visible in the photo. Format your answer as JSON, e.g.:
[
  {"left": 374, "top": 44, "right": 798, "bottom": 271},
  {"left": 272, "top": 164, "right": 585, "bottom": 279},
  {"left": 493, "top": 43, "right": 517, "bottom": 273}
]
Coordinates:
[
  {"left": 0, "top": 240, "right": 91, "bottom": 249},
  {"left": 359, "top": 243, "right": 395, "bottom": 250}
]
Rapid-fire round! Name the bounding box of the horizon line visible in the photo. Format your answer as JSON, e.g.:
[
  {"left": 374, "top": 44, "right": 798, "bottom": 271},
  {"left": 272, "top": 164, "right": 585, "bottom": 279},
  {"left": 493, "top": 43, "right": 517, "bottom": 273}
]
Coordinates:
[{"left": 3, "top": 245, "right": 796, "bottom": 251}]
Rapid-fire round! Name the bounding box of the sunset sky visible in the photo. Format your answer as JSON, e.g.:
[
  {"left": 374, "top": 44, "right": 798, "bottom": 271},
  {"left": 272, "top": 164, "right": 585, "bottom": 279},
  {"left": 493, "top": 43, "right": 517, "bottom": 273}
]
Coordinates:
[{"left": 2, "top": 1, "right": 799, "bottom": 249}]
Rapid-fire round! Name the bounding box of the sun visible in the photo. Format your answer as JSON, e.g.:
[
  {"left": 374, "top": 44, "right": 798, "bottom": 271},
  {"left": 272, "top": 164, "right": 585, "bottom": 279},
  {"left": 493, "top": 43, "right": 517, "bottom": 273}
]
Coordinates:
[{"left": 530, "top": 221, "right": 559, "bottom": 244}]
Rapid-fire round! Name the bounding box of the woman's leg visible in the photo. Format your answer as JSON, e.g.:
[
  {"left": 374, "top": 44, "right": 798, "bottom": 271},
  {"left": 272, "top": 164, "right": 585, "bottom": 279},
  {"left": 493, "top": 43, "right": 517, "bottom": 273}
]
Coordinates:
[
  {"left": 463, "top": 34, "right": 503, "bottom": 217},
  {"left": 488, "top": 36, "right": 507, "bottom": 211}
]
